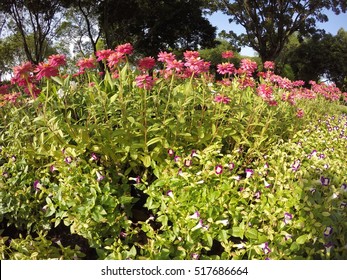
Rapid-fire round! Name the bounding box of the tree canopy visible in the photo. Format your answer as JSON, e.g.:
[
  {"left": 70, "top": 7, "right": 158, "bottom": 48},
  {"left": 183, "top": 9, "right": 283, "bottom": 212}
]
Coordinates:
[
  {"left": 283, "top": 28, "right": 347, "bottom": 91},
  {"left": 215, "top": 0, "right": 347, "bottom": 63},
  {"left": 0, "top": 0, "right": 71, "bottom": 64},
  {"left": 97, "top": 0, "right": 217, "bottom": 56}
]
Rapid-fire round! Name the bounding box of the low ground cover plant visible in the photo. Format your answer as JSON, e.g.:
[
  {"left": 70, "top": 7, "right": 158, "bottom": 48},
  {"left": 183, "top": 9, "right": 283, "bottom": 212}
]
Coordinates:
[{"left": 0, "top": 44, "right": 346, "bottom": 259}]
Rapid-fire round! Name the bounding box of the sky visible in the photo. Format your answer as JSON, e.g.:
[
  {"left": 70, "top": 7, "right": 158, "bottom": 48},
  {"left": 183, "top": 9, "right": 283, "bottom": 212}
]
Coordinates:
[{"left": 206, "top": 10, "right": 347, "bottom": 56}]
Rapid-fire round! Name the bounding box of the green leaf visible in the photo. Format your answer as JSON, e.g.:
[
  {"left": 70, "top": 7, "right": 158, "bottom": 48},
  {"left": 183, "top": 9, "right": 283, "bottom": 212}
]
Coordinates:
[
  {"left": 110, "top": 93, "right": 118, "bottom": 104},
  {"left": 231, "top": 226, "right": 244, "bottom": 239},
  {"left": 245, "top": 228, "right": 258, "bottom": 240},
  {"left": 141, "top": 154, "right": 151, "bottom": 167},
  {"left": 296, "top": 234, "right": 308, "bottom": 245},
  {"left": 205, "top": 233, "right": 213, "bottom": 248},
  {"left": 146, "top": 137, "right": 162, "bottom": 147},
  {"left": 290, "top": 242, "right": 299, "bottom": 251},
  {"left": 51, "top": 76, "right": 63, "bottom": 86},
  {"left": 127, "top": 116, "right": 135, "bottom": 124}
]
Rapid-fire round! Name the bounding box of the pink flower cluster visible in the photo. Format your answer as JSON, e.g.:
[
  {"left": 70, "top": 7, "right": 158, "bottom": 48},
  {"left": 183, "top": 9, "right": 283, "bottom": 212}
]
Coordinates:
[
  {"left": 256, "top": 84, "right": 277, "bottom": 106},
  {"left": 9, "top": 54, "right": 67, "bottom": 99},
  {"left": 4, "top": 43, "right": 347, "bottom": 108},
  {"left": 309, "top": 81, "right": 344, "bottom": 102},
  {"left": 158, "top": 50, "right": 210, "bottom": 78}
]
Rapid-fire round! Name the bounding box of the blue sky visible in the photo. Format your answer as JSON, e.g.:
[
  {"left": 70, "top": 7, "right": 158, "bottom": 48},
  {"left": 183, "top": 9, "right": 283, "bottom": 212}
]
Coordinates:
[{"left": 206, "top": 10, "right": 347, "bottom": 56}]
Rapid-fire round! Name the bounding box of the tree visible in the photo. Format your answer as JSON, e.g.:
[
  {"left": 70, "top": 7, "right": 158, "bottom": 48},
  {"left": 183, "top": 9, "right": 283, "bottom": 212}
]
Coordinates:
[
  {"left": 56, "top": 0, "right": 101, "bottom": 57},
  {"left": 0, "top": 32, "right": 57, "bottom": 80},
  {"left": 214, "top": 0, "right": 347, "bottom": 63},
  {"left": 285, "top": 29, "right": 347, "bottom": 90},
  {"left": 0, "top": 0, "right": 71, "bottom": 64},
  {"left": 97, "top": 0, "right": 217, "bottom": 56}
]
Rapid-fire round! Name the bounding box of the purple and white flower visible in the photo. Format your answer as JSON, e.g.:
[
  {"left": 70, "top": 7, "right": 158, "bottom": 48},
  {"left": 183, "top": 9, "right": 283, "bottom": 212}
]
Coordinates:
[
  {"left": 64, "top": 156, "right": 72, "bottom": 164},
  {"left": 168, "top": 149, "right": 175, "bottom": 157},
  {"left": 284, "top": 234, "right": 292, "bottom": 241},
  {"left": 49, "top": 165, "right": 57, "bottom": 172},
  {"left": 184, "top": 159, "right": 192, "bottom": 167},
  {"left": 341, "top": 183, "right": 347, "bottom": 192},
  {"left": 254, "top": 191, "right": 261, "bottom": 199},
  {"left": 215, "top": 165, "right": 223, "bottom": 175},
  {"left": 260, "top": 242, "right": 271, "bottom": 254},
  {"left": 228, "top": 162, "right": 235, "bottom": 170},
  {"left": 96, "top": 171, "right": 105, "bottom": 181},
  {"left": 192, "top": 219, "right": 204, "bottom": 231},
  {"left": 90, "top": 153, "right": 99, "bottom": 161},
  {"left": 284, "top": 212, "right": 293, "bottom": 224},
  {"left": 174, "top": 155, "right": 181, "bottom": 162},
  {"left": 245, "top": 169, "right": 254, "bottom": 178},
  {"left": 191, "top": 150, "right": 198, "bottom": 157},
  {"left": 291, "top": 159, "right": 301, "bottom": 172},
  {"left": 324, "top": 242, "right": 333, "bottom": 254},
  {"left": 264, "top": 179, "right": 271, "bottom": 188},
  {"left": 33, "top": 180, "right": 42, "bottom": 191},
  {"left": 323, "top": 226, "right": 333, "bottom": 237},
  {"left": 189, "top": 211, "right": 200, "bottom": 219},
  {"left": 166, "top": 190, "right": 174, "bottom": 199},
  {"left": 320, "top": 176, "right": 330, "bottom": 186}
]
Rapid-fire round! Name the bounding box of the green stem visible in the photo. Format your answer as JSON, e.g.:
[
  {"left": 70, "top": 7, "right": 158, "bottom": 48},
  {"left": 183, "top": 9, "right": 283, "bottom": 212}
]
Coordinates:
[
  {"left": 143, "top": 89, "right": 148, "bottom": 153},
  {"left": 163, "top": 74, "right": 176, "bottom": 122}
]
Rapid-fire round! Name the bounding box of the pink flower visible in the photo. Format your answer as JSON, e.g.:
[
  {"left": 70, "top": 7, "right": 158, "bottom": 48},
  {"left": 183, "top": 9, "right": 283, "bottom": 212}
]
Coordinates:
[
  {"left": 263, "top": 61, "right": 275, "bottom": 70},
  {"left": 296, "top": 108, "right": 304, "bottom": 118},
  {"left": 183, "top": 50, "right": 200, "bottom": 60},
  {"left": 107, "top": 52, "right": 125, "bottom": 69},
  {"left": 135, "top": 74, "right": 154, "bottom": 90},
  {"left": 48, "top": 54, "right": 66, "bottom": 67},
  {"left": 0, "top": 85, "right": 9, "bottom": 95},
  {"left": 166, "top": 59, "right": 184, "bottom": 73},
  {"left": 157, "top": 51, "right": 176, "bottom": 63},
  {"left": 76, "top": 56, "right": 96, "bottom": 72},
  {"left": 222, "top": 50, "right": 234, "bottom": 59},
  {"left": 240, "top": 58, "right": 257, "bottom": 76},
  {"left": 115, "top": 43, "right": 133, "bottom": 55},
  {"left": 112, "top": 71, "right": 119, "bottom": 79},
  {"left": 217, "top": 63, "right": 235, "bottom": 75},
  {"left": 184, "top": 57, "right": 210, "bottom": 74},
  {"left": 13, "top": 61, "right": 34, "bottom": 79},
  {"left": 138, "top": 57, "right": 156, "bottom": 71},
  {"left": 35, "top": 62, "right": 59, "bottom": 80},
  {"left": 96, "top": 49, "right": 114, "bottom": 61},
  {"left": 214, "top": 94, "right": 231, "bottom": 104}
]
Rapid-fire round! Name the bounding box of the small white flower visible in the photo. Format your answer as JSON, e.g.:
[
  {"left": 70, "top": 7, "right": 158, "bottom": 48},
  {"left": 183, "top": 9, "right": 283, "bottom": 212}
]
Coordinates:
[
  {"left": 189, "top": 211, "right": 200, "bottom": 219},
  {"left": 70, "top": 81, "right": 78, "bottom": 91},
  {"left": 191, "top": 219, "right": 204, "bottom": 231},
  {"left": 216, "top": 219, "right": 229, "bottom": 226},
  {"left": 234, "top": 243, "right": 245, "bottom": 249},
  {"left": 57, "top": 88, "right": 64, "bottom": 98},
  {"left": 331, "top": 193, "right": 339, "bottom": 199}
]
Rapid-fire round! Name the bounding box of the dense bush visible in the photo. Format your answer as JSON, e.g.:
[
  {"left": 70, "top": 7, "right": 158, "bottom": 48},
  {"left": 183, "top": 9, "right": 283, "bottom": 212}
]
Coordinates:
[{"left": 0, "top": 45, "right": 346, "bottom": 259}]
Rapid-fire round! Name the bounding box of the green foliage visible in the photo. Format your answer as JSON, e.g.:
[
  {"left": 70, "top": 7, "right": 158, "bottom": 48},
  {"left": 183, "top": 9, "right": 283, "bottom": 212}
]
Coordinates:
[
  {"left": 215, "top": 0, "right": 347, "bottom": 63},
  {"left": 1, "top": 52, "right": 346, "bottom": 260},
  {"left": 279, "top": 29, "right": 347, "bottom": 90}
]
